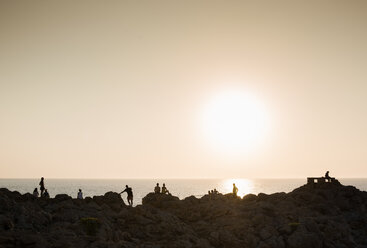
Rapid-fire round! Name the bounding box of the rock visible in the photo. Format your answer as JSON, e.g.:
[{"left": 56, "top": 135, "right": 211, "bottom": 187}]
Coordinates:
[
  {"left": 0, "top": 182, "right": 366, "bottom": 247},
  {"left": 93, "top": 191, "right": 125, "bottom": 207},
  {"left": 287, "top": 231, "right": 322, "bottom": 248},
  {"left": 259, "top": 226, "right": 277, "bottom": 240},
  {"left": 104, "top": 191, "right": 123, "bottom": 203},
  {"left": 257, "top": 193, "right": 269, "bottom": 201},
  {"left": 242, "top": 193, "right": 257, "bottom": 201},
  {"left": 142, "top": 193, "right": 180, "bottom": 208},
  {"left": 0, "top": 216, "right": 13, "bottom": 231},
  {"left": 54, "top": 194, "right": 72, "bottom": 202}
]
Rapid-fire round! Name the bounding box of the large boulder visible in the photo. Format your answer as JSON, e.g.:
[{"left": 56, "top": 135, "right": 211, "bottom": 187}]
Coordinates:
[
  {"left": 287, "top": 230, "right": 322, "bottom": 248},
  {"left": 54, "top": 194, "right": 72, "bottom": 202},
  {"left": 93, "top": 191, "right": 125, "bottom": 211},
  {"left": 142, "top": 193, "right": 180, "bottom": 208}
]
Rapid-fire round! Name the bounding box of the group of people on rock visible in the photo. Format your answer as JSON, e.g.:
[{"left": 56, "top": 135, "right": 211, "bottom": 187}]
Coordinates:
[
  {"left": 208, "top": 183, "right": 239, "bottom": 197},
  {"left": 208, "top": 188, "right": 219, "bottom": 195},
  {"left": 154, "top": 183, "right": 170, "bottom": 194},
  {"left": 30, "top": 177, "right": 134, "bottom": 206},
  {"left": 29, "top": 172, "right": 334, "bottom": 208},
  {"left": 32, "top": 177, "right": 84, "bottom": 200},
  {"left": 29, "top": 178, "right": 241, "bottom": 208},
  {"left": 32, "top": 177, "right": 50, "bottom": 198}
]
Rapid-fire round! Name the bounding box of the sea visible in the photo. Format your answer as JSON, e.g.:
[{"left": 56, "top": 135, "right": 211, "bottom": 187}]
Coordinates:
[{"left": 1, "top": 178, "right": 366, "bottom": 206}]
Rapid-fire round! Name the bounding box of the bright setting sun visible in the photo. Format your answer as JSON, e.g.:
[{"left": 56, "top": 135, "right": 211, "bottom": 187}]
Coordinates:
[{"left": 200, "top": 90, "right": 269, "bottom": 155}]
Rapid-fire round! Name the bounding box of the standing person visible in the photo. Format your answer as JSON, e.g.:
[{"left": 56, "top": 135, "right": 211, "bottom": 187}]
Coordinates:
[
  {"left": 325, "top": 171, "right": 331, "bottom": 182},
  {"left": 33, "top": 188, "right": 39, "bottom": 197},
  {"left": 233, "top": 183, "right": 238, "bottom": 197},
  {"left": 119, "top": 185, "right": 133, "bottom": 206},
  {"left": 39, "top": 177, "right": 45, "bottom": 197},
  {"left": 77, "top": 189, "right": 83, "bottom": 199},
  {"left": 154, "top": 183, "right": 161, "bottom": 194}
]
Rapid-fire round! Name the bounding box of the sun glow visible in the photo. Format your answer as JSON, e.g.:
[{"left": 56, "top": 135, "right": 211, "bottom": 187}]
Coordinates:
[
  {"left": 223, "top": 178, "right": 254, "bottom": 197},
  {"left": 200, "top": 90, "right": 269, "bottom": 155}
]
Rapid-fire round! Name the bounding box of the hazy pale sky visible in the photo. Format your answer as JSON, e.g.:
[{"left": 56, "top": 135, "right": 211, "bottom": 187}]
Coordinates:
[{"left": 1, "top": 0, "right": 367, "bottom": 178}]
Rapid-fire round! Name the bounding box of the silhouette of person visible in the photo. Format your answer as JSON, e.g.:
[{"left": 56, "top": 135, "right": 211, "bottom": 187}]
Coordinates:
[
  {"left": 33, "top": 188, "right": 39, "bottom": 197},
  {"left": 325, "top": 171, "right": 331, "bottom": 182},
  {"left": 213, "top": 188, "right": 218, "bottom": 194},
  {"left": 162, "top": 183, "right": 169, "bottom": 194},
  {"left": 43, "top": 189, "right": 50, "bottom": 198},
  {"left": 39, "top": 177, "right": 45, "bottom": 197},
  {"left": 154, "top": 183, "right": 161, "bottom": 194},
  {"left": 120, "top": 185, "right": 133, "bottom": 206},
  {"left": 77, "top": 189, "right": 83, "bottom": 199},
  {"left": 233, "top": 183, "right": 238, "bottom": 197}
]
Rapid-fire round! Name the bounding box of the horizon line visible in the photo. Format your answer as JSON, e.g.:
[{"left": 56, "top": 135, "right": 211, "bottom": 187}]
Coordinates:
[{"left": 1, "top": 177, "right": 366, "bottom": 180}]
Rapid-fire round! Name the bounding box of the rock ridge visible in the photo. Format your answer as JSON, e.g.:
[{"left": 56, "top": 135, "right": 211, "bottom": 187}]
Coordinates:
[{"left": 0, "top": 182, "right": 366, "bottom": 248}]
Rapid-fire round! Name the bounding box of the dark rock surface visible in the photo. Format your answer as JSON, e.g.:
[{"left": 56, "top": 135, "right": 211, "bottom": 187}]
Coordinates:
[{"left": 0, "top": 181, "right": 366, "bottom": 248}]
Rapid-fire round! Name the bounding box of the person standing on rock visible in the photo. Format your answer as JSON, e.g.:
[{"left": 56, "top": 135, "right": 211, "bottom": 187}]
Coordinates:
[
  {"left": 233, "top": 183, "right": 238, "bottom": 197},
  {"left": 77, "top": 189, "right": 83, "bottom": 199},
  {"left": 154, "top": 183, "right": 161, "bottom": 194},
  {"left": 325, "top": 171, "right": 331, "bottom": 182},
  {"left": 39, "top": 177, "right": 45, "bottom": 197},
  {"left": 120, "top": 185, "right": 133, "bottom": 206}
]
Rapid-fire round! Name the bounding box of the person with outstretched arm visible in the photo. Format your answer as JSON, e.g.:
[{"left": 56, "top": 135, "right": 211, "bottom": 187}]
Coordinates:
[{"left": 120, "top": 185, "right": 133, "bottom": 206}]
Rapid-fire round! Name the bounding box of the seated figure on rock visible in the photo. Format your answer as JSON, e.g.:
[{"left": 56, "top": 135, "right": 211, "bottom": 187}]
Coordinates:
[
  {"left": 161, "top": 183, "right": 170, "bottom": 194},
  {"left": 154, "top": 183, "right": 161, "bottom": 194}
]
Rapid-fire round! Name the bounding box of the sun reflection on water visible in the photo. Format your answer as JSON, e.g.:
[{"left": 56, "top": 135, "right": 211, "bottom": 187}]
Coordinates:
[{"left": 222, "top": 179, "right": 254, "bottom": 197}]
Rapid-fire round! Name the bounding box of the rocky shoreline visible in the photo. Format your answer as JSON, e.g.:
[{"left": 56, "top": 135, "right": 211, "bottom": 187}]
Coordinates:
[{"left": 0, "top": 181, "right": 366, "bottom": 248}]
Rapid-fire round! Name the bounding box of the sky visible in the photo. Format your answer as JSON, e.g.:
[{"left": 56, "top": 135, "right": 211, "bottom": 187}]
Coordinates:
[{"left": 0, "top": 0, "right": 367, "bottom": 178}]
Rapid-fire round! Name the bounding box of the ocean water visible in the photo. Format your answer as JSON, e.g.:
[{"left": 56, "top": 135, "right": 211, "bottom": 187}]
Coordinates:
[{"left": 0, "top": 178, "right": 366, "bottom": 206}]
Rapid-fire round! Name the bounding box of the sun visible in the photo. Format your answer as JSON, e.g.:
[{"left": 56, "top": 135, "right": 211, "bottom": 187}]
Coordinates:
[{"left": 200, "top": 90, "right": 269, "bottom": 154}]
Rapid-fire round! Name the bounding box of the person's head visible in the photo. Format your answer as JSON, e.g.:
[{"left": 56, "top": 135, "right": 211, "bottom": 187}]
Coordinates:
[
  {"left": 233, "top": 183, "right": 235, "bottom": 186},
  {"left": 163, "top": 183, "right": 165, "bottom": 186},
  {"left": 79, "top": 189, "right": 81, "bottom": 192},
  {"left": 34, "top": 188, "right": 37, "bottom": 191},
  {"left": 327, "top": 171, "right": 329, "bottom": 173},
  {"left": 45, "top": 189, "right": 48, "bottom": 192},
  {"left": 126, "top": 185, "right": 128, "bottom": 188},
  {"left": 156, "top": 183, "right": 159, "bottom": 186},
  {"left": 41, "top": 177, "right": 44, "bottom": 180}
]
